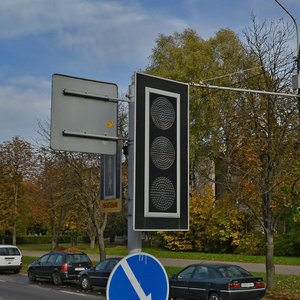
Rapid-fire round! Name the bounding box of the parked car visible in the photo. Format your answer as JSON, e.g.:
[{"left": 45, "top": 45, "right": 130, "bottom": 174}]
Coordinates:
[
  {"left": 169, "top": 263, "right": 265, "bottom": 300},
  {"left": 27, "top": 251, "right": 92, "bottom": 285},
  {"left": 0, "top": 245, "right": 22, "bottom": 274},
  {"left": 79, "top": 257, "right": 121, "bottom": 291}
]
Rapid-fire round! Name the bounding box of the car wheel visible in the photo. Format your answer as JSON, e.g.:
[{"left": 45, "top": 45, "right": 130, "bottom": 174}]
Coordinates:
[
  {"left": 13, "top": 268, "right": 20, "bottom": 274},
  {"left": 28, "top": 269, "right": 36, "bottom": 281},
  {"left": 81, "top": 275, "right": 91, "bottom": 290},
  {"left": 52, "top": 272, "right": 63, "bottom": 285},
  {"left": 209, "top": 293, "right": 221, "bottom": 300}
]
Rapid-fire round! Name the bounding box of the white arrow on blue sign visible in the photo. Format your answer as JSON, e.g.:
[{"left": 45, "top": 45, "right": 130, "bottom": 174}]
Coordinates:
[{"left": 106, "top": 252, "right": 169, "bottom": 300}]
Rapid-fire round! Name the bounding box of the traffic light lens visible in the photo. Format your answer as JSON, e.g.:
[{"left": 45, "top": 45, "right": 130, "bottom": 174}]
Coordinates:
[
  {"left": 151, "top": 136, "right": 175, "bottom": 170},
  {"left": 150, "top": 176, "right": 175, "bottom": 211},
  {"left": 151, "top": 96, "right": 175, "bottom": 130}
]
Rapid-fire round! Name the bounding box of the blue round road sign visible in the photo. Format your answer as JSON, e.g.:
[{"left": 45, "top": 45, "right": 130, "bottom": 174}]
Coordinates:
[{"left": 106, "top": 252, "right": 169, "bottom": 300}]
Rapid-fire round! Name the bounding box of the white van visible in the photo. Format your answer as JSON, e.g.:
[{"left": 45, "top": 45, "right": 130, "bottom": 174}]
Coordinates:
[{"left": 0, "top": 245, "right": 22, "bottom": 273}]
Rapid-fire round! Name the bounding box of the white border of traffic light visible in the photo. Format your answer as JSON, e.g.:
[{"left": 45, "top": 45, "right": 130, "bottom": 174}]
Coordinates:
[{"left": 144, "top": 87, "right": 181, "bottom": 218}]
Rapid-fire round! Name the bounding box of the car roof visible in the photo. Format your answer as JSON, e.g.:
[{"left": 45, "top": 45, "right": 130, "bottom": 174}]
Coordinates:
[
  {"left": 45, "top": 251, "right": 87, "bottom": 255},
  {"left": 0, "top": 245, "right": 20, "bottom": 248},
  {"left": 97, "top": 257, "right": 122, "bottom": 262},
  {"left": 187, "top": 263, "right": 242, "bottom": 268}
]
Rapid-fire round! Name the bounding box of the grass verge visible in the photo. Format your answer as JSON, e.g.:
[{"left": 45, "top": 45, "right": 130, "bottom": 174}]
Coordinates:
[{"left": 19, "top": 243, "right": 300, "bottom": 266}]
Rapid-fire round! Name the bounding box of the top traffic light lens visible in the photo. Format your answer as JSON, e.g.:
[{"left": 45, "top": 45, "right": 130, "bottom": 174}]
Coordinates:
[{"left": 151, "top": 96, "right": 175, "bottom": 130}]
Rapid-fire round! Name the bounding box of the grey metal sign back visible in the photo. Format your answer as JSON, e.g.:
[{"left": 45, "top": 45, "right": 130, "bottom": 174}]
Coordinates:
[{"left": 51, "top": 74, "right": 118, "bottom": 154}]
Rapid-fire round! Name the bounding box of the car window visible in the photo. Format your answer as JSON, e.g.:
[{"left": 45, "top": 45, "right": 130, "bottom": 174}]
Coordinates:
[
  {"left": 217, "top": 266, "right": 251, "bottom": 278},
  {"left": 7, "top": 247, "right": 21, "bottom": 255},
  {"left": 177, "top": 266, "right": 196, "bottom": 280},
  {"left": 106, "top": 260, "right": 118, "bottom": 272},
  {"left": 192, "top": 266, "right": 209, "bottom": 280},
  {"left": 39, "top": 254, "right": 50, "bottom": 263},
  {"left": 67, "top": 254, "right": 90, "bottom": 263},
  {"left": 56, "top": 254, "right": 63, "bottom": 264},
  {"left": 48, "top": 254, "right": 58, "bottom": 264},
  {"left": 0, "top": 247, "right": 20, "bottom": 256},
  {"left": 96, "top": 260, "right": 109, "bottom": 271}
]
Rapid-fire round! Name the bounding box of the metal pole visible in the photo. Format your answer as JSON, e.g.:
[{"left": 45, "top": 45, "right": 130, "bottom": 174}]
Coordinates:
[
  {"left": 127, "top": 83, "right": 142, "bottom": 254},
  {"left": 190, "top": 82, "right": 300, "bottom": 98},
  {"left": 274, "top": 0, "right": 299, "bottom": 70},
  {"left": 274, "top": 0, "right": 300, "bottom": 136}
]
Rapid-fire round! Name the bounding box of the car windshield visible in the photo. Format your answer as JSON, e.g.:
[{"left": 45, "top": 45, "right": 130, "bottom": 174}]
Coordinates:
[
  {"left": 67, "top": 254, "right": 90, "bottom": 263},
  {"left": 216, "top": 266, "right": 251, "bottom": 278}
]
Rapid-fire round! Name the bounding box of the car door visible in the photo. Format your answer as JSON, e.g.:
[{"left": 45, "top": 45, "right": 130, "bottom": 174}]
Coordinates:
[
  {"left": 188, "top": 266, "right": 211, "bottom": 300},
  {"left": 87, "top": 260, "right": 108, "bottom": 287},
  {"left": 91, "top": 259, "right": 117, "bottom": 288},
  {"left": 34, "top": 254, "right": 50, "bottom": 278},
  {"left": 170, "top": 265, "right": 196, "bottom": 299},
  {"left": 44, "top": 253, "right": 59, "bottom": 278}
]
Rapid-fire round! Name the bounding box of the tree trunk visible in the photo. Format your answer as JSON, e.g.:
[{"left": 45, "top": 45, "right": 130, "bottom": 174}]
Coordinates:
[
  {"left": 12, "top": 223, "right": 17, "bottom": 246},
  {"left": 90, "top": 237, "right": 95, "bottom": 249},
  {"left": 265, "top": 230, "right": 275, "bottom": 289},
  {"left": 88, "top": 202, "right": 108, "bottom": 261},
  {"left": 96, "top": 213, "right": 108, "bottom": 261},
  {"left": 12, "top": 183, "right": 18, "bottom": 246},
  {"left": 263, "top": 189, "right": 275, "bottom": 290},
  {"left": 51, "top": 232, "right": 59, "bottom": 250},
  {"left": 98, "top": 231, "right": 106, "bottom": 261}
]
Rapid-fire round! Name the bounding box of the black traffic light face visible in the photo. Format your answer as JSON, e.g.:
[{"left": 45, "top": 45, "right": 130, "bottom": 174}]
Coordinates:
[
  {"left": 134, "top": 73, "right": 189, "bottom": 231},
  {"left": 146, "top": 90, "right": 179, "bottom": 217}
]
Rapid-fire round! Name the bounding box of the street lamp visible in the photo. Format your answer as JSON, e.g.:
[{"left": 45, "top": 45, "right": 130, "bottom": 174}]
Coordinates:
[
  {"left": 274, "top": 0, "right": 300, "bottom": 137},
  {"left": 274, "top": 0, "right": 300, "bottom": 77}
]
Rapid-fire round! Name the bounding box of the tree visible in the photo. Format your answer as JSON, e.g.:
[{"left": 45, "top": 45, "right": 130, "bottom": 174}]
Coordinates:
[
  {"left": 233, "top": 16, "right": 298, "bottom": 289},
  {"left": 0, "top": 137, "right": 36, "bottom": 245},
  {"left": 36, "top": 147, "right": 74, "bottom": 249},
  {"left": 159, "top": 186, "right": 247, "bottom": 253},
  {"left": 63, "top": 152, "right": 108, "bottom": 261},
  {"left": 145, "top": 18, "right": 299, "bottom": 291}
]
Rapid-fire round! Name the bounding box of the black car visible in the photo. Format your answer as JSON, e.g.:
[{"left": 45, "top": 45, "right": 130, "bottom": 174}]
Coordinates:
[
  {"left": 169, "top": 263, "right": 265, "bottom": 300},
  {"left": 27, "top": 251, "right": 92, "bottom": 285},
  {"left": 79, "top": 257, "right": 121, "bottom": 291}
]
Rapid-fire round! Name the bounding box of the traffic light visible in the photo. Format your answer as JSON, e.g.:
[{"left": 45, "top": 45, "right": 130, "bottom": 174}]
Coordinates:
[{"left": 134, "top": 73, "right": 189, "bottom": 230}]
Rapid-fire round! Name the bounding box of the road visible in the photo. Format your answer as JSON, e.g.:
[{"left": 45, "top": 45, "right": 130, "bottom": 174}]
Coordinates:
[
  {"left": 22, "top": 250, "right": 300, "bottom": 276},
  {"left": 0, "top": 273, "right": 105, "bottom": 300}
]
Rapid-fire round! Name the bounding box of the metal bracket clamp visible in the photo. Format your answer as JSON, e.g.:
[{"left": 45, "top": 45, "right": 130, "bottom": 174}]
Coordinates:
[
  {"left": 63, "top": 89, "right": 132, "bottom": 103},
  {"left": 62, "top": 130, "right": 128, "bottom": 141}
]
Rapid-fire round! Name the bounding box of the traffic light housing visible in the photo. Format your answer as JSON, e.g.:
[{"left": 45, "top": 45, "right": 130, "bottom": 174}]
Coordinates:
[{"left": 134, "top": 73, "right": 189, "bottom": 230}]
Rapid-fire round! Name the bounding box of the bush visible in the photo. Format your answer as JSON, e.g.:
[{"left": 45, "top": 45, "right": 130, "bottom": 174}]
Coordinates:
[
  {"left": 16, "top": 235, "right": 77, "bottom": 244},
  {"left": 17, "top": 235, "right": 52, "bottom": 244},
  {"left": 235, "top": 232, "right": 264, "bottom": 255},
  {"left": 274, "top": 233, "right": 300, "bottom": 257},
  {"left": 160, "top": 232, "right": 193, "bottom": 251}
]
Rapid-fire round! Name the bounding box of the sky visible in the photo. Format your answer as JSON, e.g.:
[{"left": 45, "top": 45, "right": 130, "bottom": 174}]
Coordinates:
[{"left": 0, "top": 0, "right": 299, "bottom": 145}]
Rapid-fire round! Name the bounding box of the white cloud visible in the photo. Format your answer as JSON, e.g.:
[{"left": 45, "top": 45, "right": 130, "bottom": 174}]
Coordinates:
[
  {"left": 0, "top": 76, "right": 50, "bottom": 143},
  {"left": 0, "top": 0, "right": 187, "bottom": 67}
]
